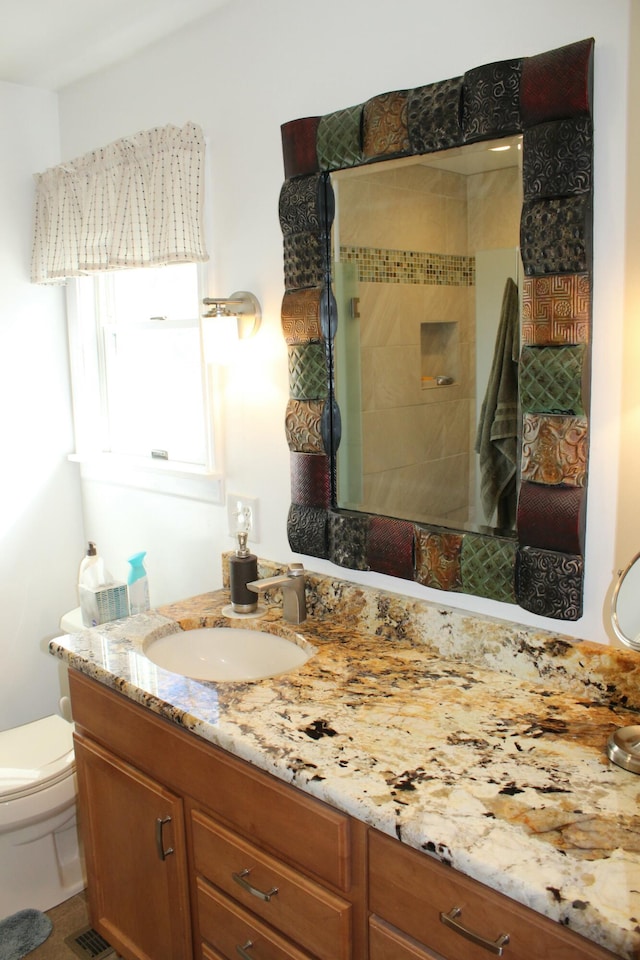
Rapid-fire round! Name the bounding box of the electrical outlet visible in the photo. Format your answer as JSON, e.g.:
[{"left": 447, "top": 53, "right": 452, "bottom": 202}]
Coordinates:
[{"left": 227, "top": 494, "right": 260, "bottom": 543}]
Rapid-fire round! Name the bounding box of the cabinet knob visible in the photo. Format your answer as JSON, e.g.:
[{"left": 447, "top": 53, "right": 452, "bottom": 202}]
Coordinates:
[
  {"left": 440, "top": 906, "right": 510, "bottom": 955},
  {"left": 236, "top": 940, "right": 253, "bottom": 959}
]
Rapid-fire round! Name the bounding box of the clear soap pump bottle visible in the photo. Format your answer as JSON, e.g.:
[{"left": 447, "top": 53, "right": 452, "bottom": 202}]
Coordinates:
[{"left": 229, "top": 507, "right": 258, "bottom": 614}]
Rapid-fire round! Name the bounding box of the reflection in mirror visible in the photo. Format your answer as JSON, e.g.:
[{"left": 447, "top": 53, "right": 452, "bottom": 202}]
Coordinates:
[
  {"left": 331, "top": 136, "right": 523, "bottom": 534},
  {"left": 611, "top": 552, "right": 640, "bottom": 651}
]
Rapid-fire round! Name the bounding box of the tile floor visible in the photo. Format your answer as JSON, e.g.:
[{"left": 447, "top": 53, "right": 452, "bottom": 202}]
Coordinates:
[{"left": 27, "top": 891, "right": 115, "bottom": 960}]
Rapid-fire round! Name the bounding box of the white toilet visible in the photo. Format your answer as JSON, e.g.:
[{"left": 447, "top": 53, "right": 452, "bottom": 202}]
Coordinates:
[{"left": 0, "top": 610, "right": 86, "bottom": 916}]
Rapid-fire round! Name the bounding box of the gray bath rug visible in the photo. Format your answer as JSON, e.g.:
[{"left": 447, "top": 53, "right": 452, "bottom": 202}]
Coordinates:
[{"left": 0, "top": 908, "right": 52, "bottom": 960}]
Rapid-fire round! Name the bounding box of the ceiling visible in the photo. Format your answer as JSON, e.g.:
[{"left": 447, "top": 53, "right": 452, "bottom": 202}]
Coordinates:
[{"left": 0, "top": 0, "right": 233, "bottom": 91}]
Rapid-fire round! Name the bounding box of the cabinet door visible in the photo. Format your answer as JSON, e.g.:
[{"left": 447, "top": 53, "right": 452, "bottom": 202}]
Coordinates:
[{"left": 74, "top": 733, "right": 192, "bottom": 960}]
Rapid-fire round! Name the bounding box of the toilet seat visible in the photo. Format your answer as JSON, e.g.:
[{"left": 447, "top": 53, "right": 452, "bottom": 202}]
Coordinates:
[{"left": 0, "top": 714, "right": 75, "bottom": 803}]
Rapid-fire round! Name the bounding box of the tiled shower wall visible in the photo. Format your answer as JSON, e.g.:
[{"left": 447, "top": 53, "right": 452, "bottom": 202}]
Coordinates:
[{"left": 334, "top": 158, "right": 521, "bottom": 527}]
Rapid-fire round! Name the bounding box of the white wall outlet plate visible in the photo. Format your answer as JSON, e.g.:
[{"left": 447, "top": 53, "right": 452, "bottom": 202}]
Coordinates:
[{"left": 227, "top": 493, "right": 260, "bottom": 543}]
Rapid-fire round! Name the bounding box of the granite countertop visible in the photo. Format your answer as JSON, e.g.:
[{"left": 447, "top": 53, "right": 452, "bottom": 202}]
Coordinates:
[{"left": 50, "top": 563, "right": 640, "bottom": 959}]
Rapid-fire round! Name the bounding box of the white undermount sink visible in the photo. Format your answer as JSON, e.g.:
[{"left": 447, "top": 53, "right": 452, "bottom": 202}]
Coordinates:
[{"left": 143, "top": 626, "right": 314, "bottom": 682}]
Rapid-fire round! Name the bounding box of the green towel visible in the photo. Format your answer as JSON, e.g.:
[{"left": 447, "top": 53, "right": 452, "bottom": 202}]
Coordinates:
[{"left": 475, "top": 277, "right": 519, "bottom": 528}]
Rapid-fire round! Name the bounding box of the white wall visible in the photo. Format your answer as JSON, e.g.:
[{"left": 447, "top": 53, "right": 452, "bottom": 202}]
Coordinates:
[
  {"left": 618, "top": 3, "right": 640, "bottom": 593},
  {"left": 0, "top": 81, "right": 85, "bottom": 729},
  {"left": 57, "top": 0, "right": 631, "bottom": 644}
]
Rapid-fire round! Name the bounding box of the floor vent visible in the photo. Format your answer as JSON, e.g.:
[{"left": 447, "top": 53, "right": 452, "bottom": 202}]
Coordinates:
[{"left": 64, "top": 925, "right": 116, "bottom": 960}]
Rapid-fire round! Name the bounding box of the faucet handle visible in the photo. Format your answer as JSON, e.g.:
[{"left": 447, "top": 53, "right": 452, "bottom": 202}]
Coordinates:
[{"left": 288, "top": 563, "right": 305, "bottom": 578}]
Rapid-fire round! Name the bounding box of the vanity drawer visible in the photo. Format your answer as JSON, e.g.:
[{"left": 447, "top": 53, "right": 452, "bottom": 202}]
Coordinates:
[
  {"left": 197, "top": 877, "right": 312, "bottom": 960},
  {"left": 192, "top": 809, "right": 352, "bottom": 960},
  {"left": 369, "top": 829, "right": 615, "bottom": 960},
  {"left": 369, "top": 916, "right": 437, "bottom": 959}
]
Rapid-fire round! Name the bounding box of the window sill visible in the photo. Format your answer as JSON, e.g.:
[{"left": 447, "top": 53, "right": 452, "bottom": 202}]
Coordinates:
[{"left": 69, "top": 452, "right": 224, "bottom": 504}]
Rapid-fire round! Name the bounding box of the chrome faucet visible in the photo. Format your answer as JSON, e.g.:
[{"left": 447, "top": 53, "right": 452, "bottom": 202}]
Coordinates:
[{"left": 247, "top": 563, "right": 306, "bottom": 624}]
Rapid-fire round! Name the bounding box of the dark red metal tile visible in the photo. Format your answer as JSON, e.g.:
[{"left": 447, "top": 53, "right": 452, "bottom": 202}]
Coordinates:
[
  {"left": 520, "top": 38, "right": 594, "bottom": 127},
  {"left": 290, "top": 452, "right": 330, "bottom": 509},
  {"left": 281, "top": 117, "right": 321, "bottom": 179},
  {"left": 367, "top": 516, "right": 414, "bottom": 580},
  {"left": 517, "top": 482, "right": 586, "bottom": 555}
]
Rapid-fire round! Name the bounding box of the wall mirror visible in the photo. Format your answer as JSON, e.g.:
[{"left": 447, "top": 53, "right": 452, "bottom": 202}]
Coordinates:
[
  {"left": 279, "top": 38, "right": 593, "bottom": 621},
  {"left": 611, "top": 553, "right": 640, "bottom": 651}
]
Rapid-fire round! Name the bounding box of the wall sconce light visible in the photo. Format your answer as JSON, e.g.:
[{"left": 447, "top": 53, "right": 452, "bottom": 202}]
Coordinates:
[{"left": 202, "top": 291, "right": 261, "bottom": 340}]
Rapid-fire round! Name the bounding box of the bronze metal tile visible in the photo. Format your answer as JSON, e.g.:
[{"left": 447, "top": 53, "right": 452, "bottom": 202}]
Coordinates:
[
  {"left": 414, "top": 529, "right": 463, "bottom": 591},
  {"left": 362, "top": 91, "right": 410, "bottom": 159},
  {"left": 521, "top": 273, "right": 590, "bottom": 346},
  {"left": 521, "top": 413, "right": 588, "bottom": 487}
]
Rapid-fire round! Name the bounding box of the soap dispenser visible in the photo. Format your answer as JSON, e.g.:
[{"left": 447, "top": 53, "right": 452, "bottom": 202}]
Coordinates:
[{"left": 229, "top": 530, "right": 258, "bottom": 614}]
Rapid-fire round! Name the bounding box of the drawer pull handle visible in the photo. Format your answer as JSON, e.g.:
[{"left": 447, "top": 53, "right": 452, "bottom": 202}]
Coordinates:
[
  {"left": 233, "top": 868, "right": 279, "bottom": 902},
  {"left": 155, "top": 816, "right": 174, "bottom": 861},
  {"left": 440, "top": 907, "right": 510, "bottom": 955},
  {"left": 236, "top": 940, "right": 253, "bottom": 959}
]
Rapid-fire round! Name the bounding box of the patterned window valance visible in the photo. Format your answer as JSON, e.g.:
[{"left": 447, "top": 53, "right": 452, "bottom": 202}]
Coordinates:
[{"left": 31, "top": 121, "right": 208, "bottom": 284}]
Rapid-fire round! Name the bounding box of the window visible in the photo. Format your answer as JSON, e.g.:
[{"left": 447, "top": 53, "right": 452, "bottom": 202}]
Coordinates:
[{"left": 67, "top": 263, "right": 222, "bottom": 502}]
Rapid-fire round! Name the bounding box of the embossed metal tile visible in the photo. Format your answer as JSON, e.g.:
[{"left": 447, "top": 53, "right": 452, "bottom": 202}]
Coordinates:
[
  {"left": 283, "top": 233, "right": 328, "bottom": 292},
  {"left": 281, "top": 116, "right": 321, "bottom": 180},
  {"left": 519, "top": 345, "right": 586, "bottom": 415},
  {"left": 462, "top": 59, "right": 522, "bottom": 142},
  {"left": 516, "top": 546, "right": 583, "bottom": 621},
  {"left": 521, "top": 273, "right": 590, "bottom": 346},
  {"left": 521, "top": 413, "right": 588, "bottom": 486},
  {"left": 279, "top": 174, "right": 333, "bottom": 237},
  {"left": 285, "top": 399, "right": 326, "bottom": 454},
  {"left": 362, "top": 91, "right": 410, "bottom": 159},
  {"left": 520, "top": 195, "right": 590, "bottom": 276},
  {"left": 288, "top": 343, "right": 328, "bottom": 400},
  {"left": 460, "top": 535, "right": 517, "bottom": 604},
  {"left": 317, "top": 104, "right": 363, "bottom": 171},
  {"left": 367, "top": 516, "right": 414, "bottom": 580},
  {"left": 281, "top": 288, "right": 324, "bottom": 344},
  {"left": 517, "top": 482, "right": 585, "bottom": 555},
  {"left": 290, "top": 452, "right": 331, "bottom": 509},
  {"left": 287, "top": 503, "right": 328, "bottom": 559},
  {"left": 523, "top": 117, "right": 592, "bottom": 201},
  {"left": 407, "top": 77, "right": 464, "bottom": 154},
  {"left": 329, "top": 511, "right": 369, "bottom": 570},
  {"left": 520, "top": 37, "right": 594, "bottom": 127},
  {"left": 414, "top": 529, "right": 463, "bottom": 591}
]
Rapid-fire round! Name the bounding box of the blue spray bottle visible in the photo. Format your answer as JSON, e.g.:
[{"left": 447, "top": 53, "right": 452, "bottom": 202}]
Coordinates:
[{"left": 127, "top": 551, "right": 150, "bottom": 614}]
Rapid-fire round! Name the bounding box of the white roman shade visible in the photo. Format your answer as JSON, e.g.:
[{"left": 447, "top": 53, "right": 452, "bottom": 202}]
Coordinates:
[{"left": 31, "top": 121, "right": 209, "bottom": 283}]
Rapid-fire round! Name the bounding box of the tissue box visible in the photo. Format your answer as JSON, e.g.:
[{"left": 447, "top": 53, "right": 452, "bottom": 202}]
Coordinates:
[{"left": 80, "top": 582, "right": 129, "bottom": 627}]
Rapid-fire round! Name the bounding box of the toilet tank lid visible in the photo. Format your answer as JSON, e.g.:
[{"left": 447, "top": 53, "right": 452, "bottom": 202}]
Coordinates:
[{"left": 0, "top": 714, "right": 74, "bottom": 800}]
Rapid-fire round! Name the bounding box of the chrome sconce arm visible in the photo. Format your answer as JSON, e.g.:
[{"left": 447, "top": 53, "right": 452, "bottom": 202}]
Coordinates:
[{"left": 202, "top": 290, "right": 261, "bottom": 339}]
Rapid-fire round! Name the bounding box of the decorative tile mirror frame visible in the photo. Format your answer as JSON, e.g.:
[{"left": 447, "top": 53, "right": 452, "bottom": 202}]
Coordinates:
[{"left": 278, "top": 38, "right": 593, "bottom": 621}]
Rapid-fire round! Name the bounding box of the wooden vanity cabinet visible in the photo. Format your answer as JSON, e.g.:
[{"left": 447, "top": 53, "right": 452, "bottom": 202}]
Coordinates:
[
  {"left": 69, "top": 670, "right": 620, "bottom": 960},
  {"left": 68, "top": 670, "right": 366, "bottom": 960},
  {"left": 368, "top": 830, "right": 618, "bottom": 960}
]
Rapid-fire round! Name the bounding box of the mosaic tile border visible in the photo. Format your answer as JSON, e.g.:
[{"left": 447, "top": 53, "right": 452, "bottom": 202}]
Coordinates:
[{"left": 340, "top": 245, "right": 475, "bottom": 287}]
